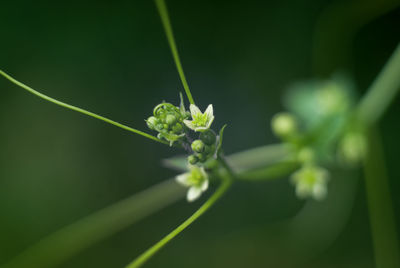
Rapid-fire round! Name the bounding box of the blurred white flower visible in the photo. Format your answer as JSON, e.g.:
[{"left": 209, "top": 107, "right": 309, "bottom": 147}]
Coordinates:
[
  {"left": 290, "top": 165, "right": 329, "bottom": 201},
  {"left": 176, "top": 165, "right": 209, "bottom": 202}
]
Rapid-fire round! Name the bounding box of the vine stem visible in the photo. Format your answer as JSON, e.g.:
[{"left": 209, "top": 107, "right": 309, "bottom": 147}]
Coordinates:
[
  {"left": 0, "top": 69, "right": 168, "bottom": 145},
  {"left": 155, "top": 0, "right": 195, "bottom": 105},
  {"left": 363, "top": 128, "right": 400, "bottom": 268},
  {"left": 125, "top": 176, "right": 232, "bottom": 268},
  {"left": 357, "top": 43, "right": 400, "bottom": 126}
]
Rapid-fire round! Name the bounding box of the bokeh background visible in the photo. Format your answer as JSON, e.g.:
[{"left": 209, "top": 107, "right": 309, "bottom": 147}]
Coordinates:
[{"left": 1, "top": 0, "right": 399, "bottom": 267}]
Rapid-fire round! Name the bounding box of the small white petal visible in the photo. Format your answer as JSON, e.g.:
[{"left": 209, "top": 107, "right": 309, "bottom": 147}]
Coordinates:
[
  {"left": 183, "top": 119, "right": 196, "bottom": 130},
  {"left": 176, "top": 173, "right": 191, "bottom": 187},
  {"left": 194, "top": 126, "right": 208, "bottom": 132},
  {"left": 205, "top": 104, "right": 213, "bottom": 118},
  {"left": 312, "top": 183, "right": 327, "bottom": 200},
  {"left": 200, "top": 179, "right": 209, "bottom": 191},
  {"left": 189, "top": 104, "right": 202, "bottom": 116},
  {"left": 187, "top": 187, "right": 202, "bottom": 202},
  {"left": 205, "top": 115, "right": 215, "bottom": 129},
  {"left": 295, "top": 183, "right": 310, "bottom": 199}
]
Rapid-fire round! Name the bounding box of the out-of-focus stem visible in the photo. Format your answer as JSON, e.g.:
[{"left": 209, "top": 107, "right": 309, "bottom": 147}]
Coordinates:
[
  {"left": 363, "top": 127, "right": 400, "bottom": 268},
  {"left": 357, "top": 43, "right": 400, "bottom": 126}
]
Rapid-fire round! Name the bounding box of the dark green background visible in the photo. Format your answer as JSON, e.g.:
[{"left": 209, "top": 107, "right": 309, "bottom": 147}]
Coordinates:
[{"left": 1, "top": 0, "right": 399, "bottom": 267}]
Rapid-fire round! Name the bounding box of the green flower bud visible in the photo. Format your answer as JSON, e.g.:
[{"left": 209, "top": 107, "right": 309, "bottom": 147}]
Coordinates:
[
  {"left": 163, "top": 124, "right": 169, "bottom": 130},
  {"left": 165, "top": 114, "right": 177, "bottom": 125},
  {"left": 171, "top": 123, "right": 183, "bottom": 133},
  {"left": 338, "top": 132, "right": 367, "bottom": 165},
  {"left": 197, "top": 152, "right": 207, "bottom": 163},
  {"left": 191, "top": 140, "right": 205, "bottom": 153},
  {"left": 204, "top": 144, "right": 215, "bottom": 155},
  {"left": 298, "top": 147, "right": 314, "bottom": 164},
  {"left": 146, "top": 116, "right": 158, "bottom": 130},
  {"left": 199, "top": 130, "right": 216, "bottom": 145},
  {"left": 188, "top": 155, "right": 198, "bottom": 165},
  {"left": 156, "top": 123, "right": 164, "bottom": 130},
  {"left": 271, "top": 112, "right": 298, "bottom": 138}
]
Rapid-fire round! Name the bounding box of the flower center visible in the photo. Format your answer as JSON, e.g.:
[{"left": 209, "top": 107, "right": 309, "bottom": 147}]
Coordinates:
[
  {"left": 193, "top": 113, "right": 207, "bottom": 126},
  {"left": 188, "top": 168, "right": 204, "bottom": 186}
]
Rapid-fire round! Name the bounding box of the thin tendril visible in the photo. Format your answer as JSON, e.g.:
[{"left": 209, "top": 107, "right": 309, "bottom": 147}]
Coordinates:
[
  {"left": 155, "top": 0, "right": 195, "bottom": 105},
  {"left": 0, "top": 69, "right": 168, "bottom": 145},
  {"left": 125, "top": 176, "right": 232, "bottom": 268}
]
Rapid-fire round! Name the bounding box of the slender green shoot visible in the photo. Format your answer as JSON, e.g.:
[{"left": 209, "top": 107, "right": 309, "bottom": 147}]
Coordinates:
[
  {"left": 364, "top": 128, "right": 400, "bottom": 268},
  {"left": 126, "top": 176, "right": 232, "bottom": 268},
  {"left": 0, "top": 69, "right": 168, "bottom": 145},
  {"left": 357, "top": 43, "right": 400, "bottom": 126},
  {"left": 155, "top": 0, "right": 195, "bottom": 105}
]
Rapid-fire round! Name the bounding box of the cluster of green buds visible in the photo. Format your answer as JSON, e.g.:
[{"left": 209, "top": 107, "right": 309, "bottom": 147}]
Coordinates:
[
  {"left": 147, "top": 95, "right": 219, "bottom": 202},
  {"left": 188, "top": 130, "right": 217, "bottom": 165},
  {"left": 146, "top": 102, "right": 189, "bottom": 146}
]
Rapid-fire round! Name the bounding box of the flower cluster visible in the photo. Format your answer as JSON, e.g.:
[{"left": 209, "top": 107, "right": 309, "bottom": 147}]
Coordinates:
[
  {"left": 146, "top": 102, "right": 188, "bottom": 146},
  {"left": 147, "top": 96, "right": 218, "bottom": 202},
  {"left": 271, "top": 110, "right": 331, "bottom": 201},
  {"left": 270, "top": 76, "right": 368, "bottom": 201},
  {"left": 188, "top": 130, "right": 217, "bottom": 164}
]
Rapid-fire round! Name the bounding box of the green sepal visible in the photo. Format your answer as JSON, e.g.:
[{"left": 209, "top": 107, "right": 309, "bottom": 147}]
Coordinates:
[
  {"left": 179, "top": 92, "right": 187, "bottom": 117},
  {"left": 216, "top": 124, "right": 227, "bottom": 156}
]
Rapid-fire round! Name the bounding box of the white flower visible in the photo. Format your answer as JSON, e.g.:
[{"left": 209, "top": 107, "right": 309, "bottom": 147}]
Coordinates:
[
  {"left": 290, "top": 165, "right": 329, "bottom": 201},
  {"left": 183, "top": 104, "right": 214, "bottom": 132},
  {"left": 176, "top": 165, "right": 209, "bottom": 202}
]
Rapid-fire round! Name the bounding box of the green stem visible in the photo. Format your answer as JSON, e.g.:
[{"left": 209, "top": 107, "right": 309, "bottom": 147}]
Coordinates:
[
  {"left": 357, "top": 43, "right": 400, "bottom": 126},
  {"left": 363, "top": 127, "right": 400, "bottom": 268},
  {"left": 0, "top": 69, "right": 168, "bottom": 145},
  {"left": 2, "top": 179, "right": 185, "bottom": 268},
  {"left": 227, "top": 144, "right": 291, "bottom": 173},
  {"left": 154, "top": 0, "right": 195, "bottom": 105},
  {"left": 125, "top": 176, "right": 232, "bottom": 268},
  {"left": 238, "top": 161, "right": 299, "bottom": 181}
]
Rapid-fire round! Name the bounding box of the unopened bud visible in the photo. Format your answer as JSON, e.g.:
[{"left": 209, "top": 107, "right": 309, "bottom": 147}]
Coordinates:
[
  {"left": 191, "top": 140, "right": 205, "bottom": 153},
  {"left": 188, "top": 155, "right": 198, "bottom": 165},
  {"left": 271, "top": 112, "right": 298, "bottom": 138},
  {"left": 200, "top": 130, "right": 216, "bottom": 145}
]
